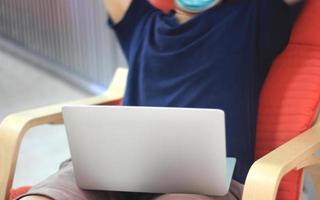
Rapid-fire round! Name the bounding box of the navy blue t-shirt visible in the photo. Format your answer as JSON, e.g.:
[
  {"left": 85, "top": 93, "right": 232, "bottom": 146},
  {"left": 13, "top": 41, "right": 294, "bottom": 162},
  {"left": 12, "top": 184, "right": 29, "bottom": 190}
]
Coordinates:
[{"left": 109, "top": 0, "right": 303, "bottom": 183}]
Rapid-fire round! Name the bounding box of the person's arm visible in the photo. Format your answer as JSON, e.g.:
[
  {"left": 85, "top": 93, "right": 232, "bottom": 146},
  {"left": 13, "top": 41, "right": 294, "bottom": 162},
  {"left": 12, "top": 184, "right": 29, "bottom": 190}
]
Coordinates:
[{"left": 103, "top": 0, "right": 132, "bottom": 24}]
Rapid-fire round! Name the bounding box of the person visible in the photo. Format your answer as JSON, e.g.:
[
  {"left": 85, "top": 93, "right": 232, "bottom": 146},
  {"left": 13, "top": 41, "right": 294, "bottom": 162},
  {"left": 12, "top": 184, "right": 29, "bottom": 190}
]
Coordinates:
[{"left": 18, "top": 0, "right": 304, "bottom": 199}]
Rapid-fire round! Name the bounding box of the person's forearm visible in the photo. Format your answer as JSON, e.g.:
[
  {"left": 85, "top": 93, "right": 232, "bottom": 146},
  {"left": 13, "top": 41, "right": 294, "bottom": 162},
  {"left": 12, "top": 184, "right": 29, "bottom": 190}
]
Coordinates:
[{"left": 103, "top": 0, "right": 132, "bottom": 24}]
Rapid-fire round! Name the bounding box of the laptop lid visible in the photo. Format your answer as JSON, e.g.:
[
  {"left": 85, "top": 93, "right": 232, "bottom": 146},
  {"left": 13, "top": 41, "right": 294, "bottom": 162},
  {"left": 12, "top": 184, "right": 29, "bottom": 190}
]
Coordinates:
[{"left": 63, "top": 105, "right": 235, "bottom": 196}]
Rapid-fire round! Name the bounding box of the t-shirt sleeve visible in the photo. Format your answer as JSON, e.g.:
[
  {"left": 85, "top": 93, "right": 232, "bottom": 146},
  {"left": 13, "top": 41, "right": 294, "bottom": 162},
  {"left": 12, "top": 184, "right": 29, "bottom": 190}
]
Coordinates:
[
  {"left": 258, "top": 0, "right": 304, "bottom": 82},
  {"left": 108, "top": 0, "right": 155, "bottom": 57}
]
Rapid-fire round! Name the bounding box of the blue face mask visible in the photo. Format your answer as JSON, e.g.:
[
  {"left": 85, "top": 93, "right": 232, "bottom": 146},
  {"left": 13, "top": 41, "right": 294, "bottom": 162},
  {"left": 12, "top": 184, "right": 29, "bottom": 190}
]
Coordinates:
[{"left": 175, "top": 0, "right": 217, "bottom": 13}]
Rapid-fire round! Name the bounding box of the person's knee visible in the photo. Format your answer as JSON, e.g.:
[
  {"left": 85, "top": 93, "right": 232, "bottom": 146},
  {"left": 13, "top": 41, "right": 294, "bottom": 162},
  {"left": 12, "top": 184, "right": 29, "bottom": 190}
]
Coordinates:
[{"left": 18, "top": 195, "right": 53, "bottom": 200}]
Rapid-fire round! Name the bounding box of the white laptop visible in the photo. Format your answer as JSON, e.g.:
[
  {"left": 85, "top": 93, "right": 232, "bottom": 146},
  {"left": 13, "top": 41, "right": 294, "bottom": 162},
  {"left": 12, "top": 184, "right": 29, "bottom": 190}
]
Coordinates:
[{"left": 62, "top": 105, "right": 236, "bottom": 196}]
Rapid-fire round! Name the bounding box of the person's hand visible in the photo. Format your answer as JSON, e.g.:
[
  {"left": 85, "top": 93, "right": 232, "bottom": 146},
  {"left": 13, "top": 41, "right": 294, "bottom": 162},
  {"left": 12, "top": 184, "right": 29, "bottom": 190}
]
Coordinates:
[{"left": 103, "top": 0, "right": 132, "bottom": 24}]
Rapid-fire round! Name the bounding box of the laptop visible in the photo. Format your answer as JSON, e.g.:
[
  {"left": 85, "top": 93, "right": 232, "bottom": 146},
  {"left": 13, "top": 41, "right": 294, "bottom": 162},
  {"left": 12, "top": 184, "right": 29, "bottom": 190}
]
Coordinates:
[{"left": 62, "top": 105, "right": 236, "bottom": 196}]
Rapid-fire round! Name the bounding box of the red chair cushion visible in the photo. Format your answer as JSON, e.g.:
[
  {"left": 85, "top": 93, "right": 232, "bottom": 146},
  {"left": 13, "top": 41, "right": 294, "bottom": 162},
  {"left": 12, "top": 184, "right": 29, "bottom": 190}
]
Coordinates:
[
  {"left": 256, "top": 44, "right": 320, "bottom": 200},
  {"left": 149, "top": 0, "right": 175, "bottom": 13},
  {"left": 9, "top": 187, "right": 31, "bottom": 200},
  {"left": 290, "top": 0, "right": 320, "bottom": 46},
  {"left": 100, "top": 99, "right": 123, "bottom": 106}
]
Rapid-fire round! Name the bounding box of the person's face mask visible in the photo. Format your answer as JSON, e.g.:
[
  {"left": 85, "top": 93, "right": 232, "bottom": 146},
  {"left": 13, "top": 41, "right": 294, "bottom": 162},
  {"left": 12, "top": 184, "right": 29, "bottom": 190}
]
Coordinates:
[{"left": 175, "top": 0, "right": 218, "bottom": 13}]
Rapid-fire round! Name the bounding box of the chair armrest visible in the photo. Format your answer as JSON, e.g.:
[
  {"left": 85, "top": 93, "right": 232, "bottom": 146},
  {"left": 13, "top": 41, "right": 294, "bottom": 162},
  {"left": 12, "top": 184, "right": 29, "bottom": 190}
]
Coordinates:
[
  {"left": 0, "top": 67, "right": 128, "bottom": 200},
  {"left": 243, "top": 124, "right": 320, "bottom": 200}
]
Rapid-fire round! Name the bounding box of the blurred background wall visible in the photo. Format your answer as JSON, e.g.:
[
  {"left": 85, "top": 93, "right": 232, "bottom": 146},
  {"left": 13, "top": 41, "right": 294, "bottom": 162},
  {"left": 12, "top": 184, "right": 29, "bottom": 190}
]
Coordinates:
[{"left": 0, "top": 0, "right": 126, "bottom": 94}]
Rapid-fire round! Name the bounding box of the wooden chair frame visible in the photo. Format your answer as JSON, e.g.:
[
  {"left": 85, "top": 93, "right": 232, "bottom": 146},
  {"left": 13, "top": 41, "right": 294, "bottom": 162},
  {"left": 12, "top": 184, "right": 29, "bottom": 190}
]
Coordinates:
[
  {"left": 243, "top": 115, "right": 320, "bottom": 200},
  {"left": 0, "top": 67, "right": 319, "bottom": 200}
]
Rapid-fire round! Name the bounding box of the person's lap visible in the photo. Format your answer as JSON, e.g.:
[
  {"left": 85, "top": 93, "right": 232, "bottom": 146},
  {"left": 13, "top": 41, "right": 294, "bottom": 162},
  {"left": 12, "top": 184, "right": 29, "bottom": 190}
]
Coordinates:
[{"left": 17, "top": 159, "right": 243, "bottom": 200}]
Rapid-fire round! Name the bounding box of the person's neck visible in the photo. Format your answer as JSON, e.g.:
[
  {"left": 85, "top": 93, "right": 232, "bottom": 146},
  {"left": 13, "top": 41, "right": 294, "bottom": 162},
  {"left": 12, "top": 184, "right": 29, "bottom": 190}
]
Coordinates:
[
  {"left": 174, "top": 0, "right": 224, "bottom": 24},
  {"left": 174, "top": 9, "right": 198, "bottom": 24}
]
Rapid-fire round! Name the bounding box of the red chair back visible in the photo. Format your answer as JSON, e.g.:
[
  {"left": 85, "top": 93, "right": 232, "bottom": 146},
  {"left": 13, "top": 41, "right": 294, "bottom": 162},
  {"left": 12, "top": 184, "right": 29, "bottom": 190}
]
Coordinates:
[
  {"left": 149, "top": 0, "right": 175, "bottom": 13},
  {"left": 255, "top": 0, "right": 320, "bottom": 199}
]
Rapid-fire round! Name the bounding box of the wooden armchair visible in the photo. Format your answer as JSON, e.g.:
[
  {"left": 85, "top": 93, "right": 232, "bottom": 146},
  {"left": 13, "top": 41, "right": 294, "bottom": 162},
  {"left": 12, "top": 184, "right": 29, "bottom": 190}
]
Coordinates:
[
  {"left": 1, "top": 0, "right": 320, "bottom": 199},
  {"left": 0, "top": 65, "right": 319, "bottom": 200},
  {"left": 243, "top": 0, "right": 320, "bottom": 198}
]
